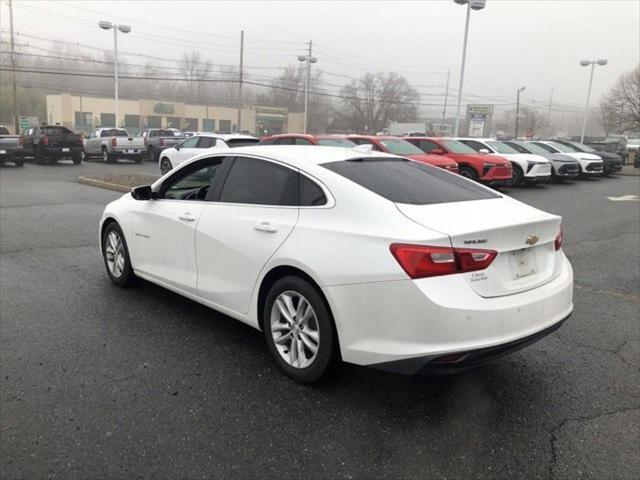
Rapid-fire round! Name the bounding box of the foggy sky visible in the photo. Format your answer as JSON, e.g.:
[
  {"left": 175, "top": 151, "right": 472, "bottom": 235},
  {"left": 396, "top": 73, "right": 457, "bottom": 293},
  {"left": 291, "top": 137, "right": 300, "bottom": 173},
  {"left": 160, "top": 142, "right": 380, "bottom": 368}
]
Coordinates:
[{"left": 1, "top": 0, "right": 638, "bottom": 117}]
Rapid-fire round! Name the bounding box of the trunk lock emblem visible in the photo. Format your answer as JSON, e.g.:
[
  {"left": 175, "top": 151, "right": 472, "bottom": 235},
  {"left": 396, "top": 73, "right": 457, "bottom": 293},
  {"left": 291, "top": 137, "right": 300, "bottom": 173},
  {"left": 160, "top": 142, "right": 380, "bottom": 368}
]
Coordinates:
[{"left": 525, "top": 235, "right": 539, "bottom": 245}]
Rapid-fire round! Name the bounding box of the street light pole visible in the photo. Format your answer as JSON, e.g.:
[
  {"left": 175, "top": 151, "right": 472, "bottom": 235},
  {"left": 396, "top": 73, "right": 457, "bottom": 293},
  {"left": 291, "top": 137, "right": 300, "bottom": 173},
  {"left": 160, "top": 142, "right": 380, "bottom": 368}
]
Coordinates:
[
  {"left": 297, "top": 41, "right": 317, "bottom": 134},
  {"left": 579, "top": 59, "right": 607, "bottom": 143},
  {"left": 452, "top": 0, "right": 485, "bottom": 137},
  {"left": 9, "top": 0, "right": 19, "bottom": 134},
  {"left": 99, "top": 21, "right": 131, "bottom": 128},
  {"left": 514, "top": 86, "right": 525, "bottom": 138}
]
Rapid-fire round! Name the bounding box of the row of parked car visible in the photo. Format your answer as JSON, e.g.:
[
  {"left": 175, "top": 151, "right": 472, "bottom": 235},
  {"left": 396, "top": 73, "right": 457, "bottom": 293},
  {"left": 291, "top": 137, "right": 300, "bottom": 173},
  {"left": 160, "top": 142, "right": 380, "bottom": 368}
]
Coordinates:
[
  {"left": 0, "top": 125, "right": 627, "bottom": 188},
  {"left": 154, "top": 131, "right": 624, "bottom": 188}
]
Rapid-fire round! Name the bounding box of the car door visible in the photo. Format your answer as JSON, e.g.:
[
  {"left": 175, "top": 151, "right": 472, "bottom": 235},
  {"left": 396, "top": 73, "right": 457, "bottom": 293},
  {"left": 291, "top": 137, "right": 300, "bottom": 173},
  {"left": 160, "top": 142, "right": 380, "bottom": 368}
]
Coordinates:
[
  {"left": 130, "top": 156, "right": 231, "bottom": 294},
  {"left": 195, "top": 156, "right": 300, "bottom": 314},
  {"left": 86, "top": 130, "right": 99, "bottom": 154},
  {"left": 22, "top": 128, "right": 36, "bottom": 153}
]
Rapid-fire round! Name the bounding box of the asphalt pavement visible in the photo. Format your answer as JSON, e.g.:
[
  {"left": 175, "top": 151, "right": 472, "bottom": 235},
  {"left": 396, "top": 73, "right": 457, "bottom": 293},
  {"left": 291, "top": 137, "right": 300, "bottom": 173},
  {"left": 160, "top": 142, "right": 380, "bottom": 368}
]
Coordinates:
[{"left": 1, "top": 158, "right": 639, "bottom": 479}]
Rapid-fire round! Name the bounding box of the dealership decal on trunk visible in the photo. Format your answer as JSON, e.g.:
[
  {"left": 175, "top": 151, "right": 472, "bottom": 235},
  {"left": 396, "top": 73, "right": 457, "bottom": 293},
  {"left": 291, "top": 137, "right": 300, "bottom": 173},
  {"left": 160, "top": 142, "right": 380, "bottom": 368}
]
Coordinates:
[{"left": 525, "top": 235, "right": 539, "bottom": 246}]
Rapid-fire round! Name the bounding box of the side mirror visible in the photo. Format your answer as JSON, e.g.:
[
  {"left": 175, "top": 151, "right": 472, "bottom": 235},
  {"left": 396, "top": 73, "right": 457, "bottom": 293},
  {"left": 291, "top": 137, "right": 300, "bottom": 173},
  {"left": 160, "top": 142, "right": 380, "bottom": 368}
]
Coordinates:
[
  {"left": 131, "top": 185, "right": 155, "bottom": 200},
  {"left": 479, "top": 148, "right": 490, "bottom": 154},
  {"left": 431, "top": 148, "right": 445, "bottom": 155},
  {"left": 175, "top": 144, "right": 180, "bottom": 151}
]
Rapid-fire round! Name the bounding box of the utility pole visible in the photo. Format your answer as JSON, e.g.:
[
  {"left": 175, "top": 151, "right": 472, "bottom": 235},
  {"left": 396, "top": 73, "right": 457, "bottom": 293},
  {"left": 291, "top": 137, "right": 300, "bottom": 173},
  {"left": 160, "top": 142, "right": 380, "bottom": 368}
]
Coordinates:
[
  {"left": 9, "top": 0, "right": 19, "bottom": 134},
  {"left": 442, "top": 70, "right": 450, "bottom": 123},
  {"left": 297, "top": 40, "right": 317, "bottom": 134},
  {"left": 514, "top": 86, "right": 526, "bottom": 139},
  {"left": 237, "top": 30, "right": 244, "bottom": 133},
  {"left": 547, "top": 88, "right": 553, "bottom": 123}
]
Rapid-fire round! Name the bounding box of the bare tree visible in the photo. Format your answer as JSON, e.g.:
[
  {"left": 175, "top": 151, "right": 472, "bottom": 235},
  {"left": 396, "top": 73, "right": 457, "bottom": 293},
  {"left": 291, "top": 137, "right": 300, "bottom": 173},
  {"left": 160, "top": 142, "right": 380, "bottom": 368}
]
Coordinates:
[
  {"left": 179, "top": 51, "right": 212, "bottom": 104},
  {"left": 599, "top": 65, "right": 640, "bottom": 134},
  {"left": 519, "top": 107, "right": 549, "bottom": 138},
  {"left": 338, "top": 72, "right": 420, "bottom": 134}
]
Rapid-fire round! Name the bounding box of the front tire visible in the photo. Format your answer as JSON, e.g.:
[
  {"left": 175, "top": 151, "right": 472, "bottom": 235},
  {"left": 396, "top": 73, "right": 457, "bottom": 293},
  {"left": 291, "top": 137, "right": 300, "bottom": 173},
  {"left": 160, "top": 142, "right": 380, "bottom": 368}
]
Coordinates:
[
  {"left": 263, "top": 276, "right": 337, "bottom": 384},
  {"left": 507, "top": 164, "right": 524, "bottom": 187},
  {"left": 458, "top": 165, "right": 479, "bottom": 182},
  {"left": 160, "top": 157, "right": 172, "bottom": 175},
  {"left": 102, "top": 222, "right": 136, "bottom": 287}
]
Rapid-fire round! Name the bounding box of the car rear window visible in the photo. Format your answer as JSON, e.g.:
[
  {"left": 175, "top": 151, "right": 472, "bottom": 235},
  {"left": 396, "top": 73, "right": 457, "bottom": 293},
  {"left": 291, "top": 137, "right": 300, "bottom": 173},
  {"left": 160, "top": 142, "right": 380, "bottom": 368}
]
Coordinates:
[
  {"left": 226, "top": 138, "right": 260, "bottom": 147},
  {"left": 157, "top": 129, "right": 176, "bottom": 137},
  {"left": 100, "top": 129, "right": 128, "bottom": 137},
  {"left": 323, "top": 158, "right": 499, "bottom": 205},
  {"left": 316, "top": 138, "right": 356, "bottom": 147},
  {"left": 41, "top": 127, "right": 73, "bottom": 135}
]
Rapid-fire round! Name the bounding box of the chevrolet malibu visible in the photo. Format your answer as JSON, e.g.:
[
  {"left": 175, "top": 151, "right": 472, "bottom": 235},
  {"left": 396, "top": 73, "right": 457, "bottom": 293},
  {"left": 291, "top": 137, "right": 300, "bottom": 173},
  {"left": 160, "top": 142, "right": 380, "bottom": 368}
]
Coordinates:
[{"left": 99, "top": 146, "right": 573, "bottom": 383}]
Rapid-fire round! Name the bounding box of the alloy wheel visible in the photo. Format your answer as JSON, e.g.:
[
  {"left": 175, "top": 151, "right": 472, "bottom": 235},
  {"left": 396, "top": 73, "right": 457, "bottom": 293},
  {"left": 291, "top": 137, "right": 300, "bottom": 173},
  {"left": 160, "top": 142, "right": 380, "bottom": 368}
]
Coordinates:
[
  {"left": 160, "top": 158, "right": 172, "bottom": 175},
  {"left": 105, "top": 231, "right": 125, "bottom": 278},
  {"left": 270, "top": 291, "right": 320, "bottom": 369}
]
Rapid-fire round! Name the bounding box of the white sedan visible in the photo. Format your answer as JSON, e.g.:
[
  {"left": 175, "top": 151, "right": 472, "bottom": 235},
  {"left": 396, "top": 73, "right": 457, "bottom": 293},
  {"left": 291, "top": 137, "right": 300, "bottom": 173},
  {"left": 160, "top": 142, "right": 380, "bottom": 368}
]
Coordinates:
[
  {"left": 158, "top": 133, "right": 259, "bottom": 174},
  {"left": 99, "top": 146, "right": 573, "bottom": 383}
]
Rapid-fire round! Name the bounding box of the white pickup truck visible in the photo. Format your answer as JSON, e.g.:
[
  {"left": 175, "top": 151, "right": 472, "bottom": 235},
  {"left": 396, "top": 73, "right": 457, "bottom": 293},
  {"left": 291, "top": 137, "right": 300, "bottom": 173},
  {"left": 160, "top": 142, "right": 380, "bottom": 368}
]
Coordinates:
[{"left": 84, "top": 128, "right": 145, "bottom": 163}]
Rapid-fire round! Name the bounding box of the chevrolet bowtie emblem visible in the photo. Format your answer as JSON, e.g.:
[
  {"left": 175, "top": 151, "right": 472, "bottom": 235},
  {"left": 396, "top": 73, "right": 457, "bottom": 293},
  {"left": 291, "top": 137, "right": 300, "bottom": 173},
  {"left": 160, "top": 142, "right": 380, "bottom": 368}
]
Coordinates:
[{"left": 525, "top": 235, "right": 539, "bottom": 246}]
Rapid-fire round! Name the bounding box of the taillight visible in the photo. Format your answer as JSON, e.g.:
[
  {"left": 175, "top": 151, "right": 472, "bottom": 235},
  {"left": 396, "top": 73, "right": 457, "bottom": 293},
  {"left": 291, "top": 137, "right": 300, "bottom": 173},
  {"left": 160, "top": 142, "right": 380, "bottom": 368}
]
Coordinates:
[
  {"left": 390, "top": 243, "right": 497, "bottom": 279},
  {"left": 111, "top": 137, "right": 117, "bottom": 147},
  {"left": 555, "top": 228, "right": 563, "bottom": 251},
  {"left": 19, "top": 135, "right": 23, "bottom": 145},
  {"left": 159, "top": 137, "right": 164, "bottom": 146},
  {"left": 43, "top": 135, "right": 49, "bottom": 145}
]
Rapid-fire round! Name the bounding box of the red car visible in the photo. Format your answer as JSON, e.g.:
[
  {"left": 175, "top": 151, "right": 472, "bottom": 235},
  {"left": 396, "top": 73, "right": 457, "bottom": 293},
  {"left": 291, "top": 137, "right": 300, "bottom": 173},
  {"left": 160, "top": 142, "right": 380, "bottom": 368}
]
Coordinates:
[
  {"left": 405, "top": 137, "right": 512, "bottom": 184},
  {"left": 259, "top": 133, "right": 357, "bottom": 147},
  {"left": 346, "top": 135, "right": 459, "bottom": 173}
]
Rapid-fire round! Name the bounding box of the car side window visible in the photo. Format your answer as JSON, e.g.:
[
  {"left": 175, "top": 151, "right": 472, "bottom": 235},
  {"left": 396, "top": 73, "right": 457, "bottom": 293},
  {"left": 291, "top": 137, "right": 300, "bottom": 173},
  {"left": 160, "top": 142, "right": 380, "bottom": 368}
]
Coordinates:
[
  {"left": 300, "top": 175, "right": 327, "bottom": 206},
  {"left": 460, "top": 140, "right": 488, "bottom": 152},
  {"left": 161, "top": 157, "right": 228, "bottom": 201},
  {"left": 419, "top": 140, "right": 438, "bottom": 153},
  {"left": 197, "top": 137, "right": 216, "bottom": 148},
  {"left": 180, "top": 136, "right": 200, "bottom": 148},
  {"left": 260, "top": 138, "right": 275, "bottom": 145},
  {"left": 219, "top": 157, "right": 298, "bottom": 206},
  {"left": 276, "top": 137, "right": 295, "bottom": 145},
  {"left": 295, "top": 138, "right": 313, "bottom": 145}
]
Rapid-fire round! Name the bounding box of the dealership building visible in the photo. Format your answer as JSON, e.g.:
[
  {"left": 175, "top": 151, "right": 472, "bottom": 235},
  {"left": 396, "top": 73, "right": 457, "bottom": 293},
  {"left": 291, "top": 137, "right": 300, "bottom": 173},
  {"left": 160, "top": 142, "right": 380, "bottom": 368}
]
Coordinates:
[{"left": 45, "top": 94, "right": 304, "bottom": 135}]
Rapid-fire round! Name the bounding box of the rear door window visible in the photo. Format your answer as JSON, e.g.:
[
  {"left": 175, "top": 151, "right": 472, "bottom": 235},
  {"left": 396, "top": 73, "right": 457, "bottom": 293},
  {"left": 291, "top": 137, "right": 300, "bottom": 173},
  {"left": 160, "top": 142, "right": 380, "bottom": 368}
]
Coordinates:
[
  {"left": 295, "top": 138, "right": 313, "bottom": 145},
  {"left": 197, "top": 136, "right": 216, "bottom": 148},
  {"left": 219, "top": 157, "right": 298, "bottom": 206},
  {"left": 459, "top": 140, "right": 490, "bottom": 152},
  {"left": 323, "top": 158, "right": 499, "bottom": 205},
  {"left": 299, "top": 176, "right": 327, "bottom": 206}
]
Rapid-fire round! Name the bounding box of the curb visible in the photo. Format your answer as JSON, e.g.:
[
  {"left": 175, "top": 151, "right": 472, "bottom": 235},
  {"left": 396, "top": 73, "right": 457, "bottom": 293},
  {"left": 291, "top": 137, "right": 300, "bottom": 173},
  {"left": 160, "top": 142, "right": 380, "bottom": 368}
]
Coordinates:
[{"left": 77, "top": 176, "right": 131, "bottom": 193}]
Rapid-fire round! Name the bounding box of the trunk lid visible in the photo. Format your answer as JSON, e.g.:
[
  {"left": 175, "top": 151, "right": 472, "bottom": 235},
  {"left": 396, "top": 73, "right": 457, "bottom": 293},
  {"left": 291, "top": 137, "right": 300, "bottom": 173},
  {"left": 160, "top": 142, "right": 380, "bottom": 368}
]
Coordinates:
[{"left": 396, "top": 197, "right": 562, "bottom": 297}]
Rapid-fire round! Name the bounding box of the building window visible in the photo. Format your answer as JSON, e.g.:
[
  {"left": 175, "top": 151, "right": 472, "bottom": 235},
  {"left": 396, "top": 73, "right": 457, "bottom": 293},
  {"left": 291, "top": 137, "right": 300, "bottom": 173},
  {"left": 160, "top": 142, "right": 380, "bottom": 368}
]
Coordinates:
[
  {"left": 146, "top": 116, "right": 162, "bottom": 128},
  {"left": 202, "top": 119, "right": 215, "bottom": 132},
  {"left": 166, "top": 117, "right": 182, "bottom": 129},
  {"left": 184, "top": 118, "right": 198, "bottom": 131},
  {"left": 124, "top": 115, "right": 140, "bottom": 134},
  {"left": 100, "top": 113, "right": 115, "bottom": 128},
  {"left": 74, "top": 111, "right": 92, "bottom": 129},
  {"left": 219, "top": 119, "right": 232, "bottom": 133}
]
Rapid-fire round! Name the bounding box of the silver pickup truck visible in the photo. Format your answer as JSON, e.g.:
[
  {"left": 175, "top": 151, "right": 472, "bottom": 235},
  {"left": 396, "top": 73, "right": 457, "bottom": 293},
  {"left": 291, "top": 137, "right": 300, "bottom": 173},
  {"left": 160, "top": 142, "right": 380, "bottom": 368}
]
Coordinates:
[
  {"left": 84, "top": 128, "right": 145, "bottom": 163},
  {"left": 139, "top": 128, "right": 186, "bottom": 162},
  {"left": 0, "top": 125, "right": 24, "bottom": 167}
]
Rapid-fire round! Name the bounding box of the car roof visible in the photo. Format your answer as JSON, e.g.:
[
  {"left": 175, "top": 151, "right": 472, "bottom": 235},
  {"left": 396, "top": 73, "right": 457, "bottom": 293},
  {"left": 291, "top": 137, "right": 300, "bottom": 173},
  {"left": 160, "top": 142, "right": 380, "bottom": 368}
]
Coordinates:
[{"left": 187, "top": 145, "right": 395, "bottom": 168}]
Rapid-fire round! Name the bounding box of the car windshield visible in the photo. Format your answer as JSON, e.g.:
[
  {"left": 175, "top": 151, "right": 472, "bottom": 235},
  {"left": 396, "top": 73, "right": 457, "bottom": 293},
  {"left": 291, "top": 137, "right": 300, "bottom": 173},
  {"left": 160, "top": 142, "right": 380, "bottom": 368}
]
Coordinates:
[
  {"left": 518, "top": 142, "right": 550, "bottom": 155},
  {"left": 566, "top": 141, "right": 596, "bottom": 153},
  {"left": 226, "top": 138, "right": 260, "bottom": 147},
  {"left": 316, "top": 138, "right": 357, "bottom": 147},
  {"left": 323, "top": 158, "right": 499, "bottom": 205},
  {"left": 546, "top": 141, "right": 577, "bottom": 153},
  {"left": 379, "top": 138, "right": 424, "bottom": 155},
  {"left": 441, "top": 139, "right": 477, "bottom": 154},
  {"left": 486, "top": 141, "right": 519, "bottom": 154}
]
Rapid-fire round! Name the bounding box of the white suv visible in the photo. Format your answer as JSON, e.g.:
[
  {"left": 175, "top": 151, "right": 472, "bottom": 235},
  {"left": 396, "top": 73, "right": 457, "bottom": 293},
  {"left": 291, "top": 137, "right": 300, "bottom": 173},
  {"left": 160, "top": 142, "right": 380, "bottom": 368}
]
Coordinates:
[{"left": 530, "top": 141, "right": 603, "bottom": 176}]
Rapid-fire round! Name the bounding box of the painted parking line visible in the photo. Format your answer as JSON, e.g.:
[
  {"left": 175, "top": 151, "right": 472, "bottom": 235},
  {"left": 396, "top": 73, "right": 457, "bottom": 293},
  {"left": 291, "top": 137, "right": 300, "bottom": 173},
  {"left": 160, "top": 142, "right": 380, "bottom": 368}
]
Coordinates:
[{"left": 606, "top": 195, "right": 639, "bottom": 202}]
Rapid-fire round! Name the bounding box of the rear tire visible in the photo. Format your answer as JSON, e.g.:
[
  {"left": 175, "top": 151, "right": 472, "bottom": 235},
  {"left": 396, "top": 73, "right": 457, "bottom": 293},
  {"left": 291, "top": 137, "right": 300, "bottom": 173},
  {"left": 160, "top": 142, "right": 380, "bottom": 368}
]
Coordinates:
[
  {"left": 14, "top": 156, "right": 24, "bottom": 167},
  {"left": 102, "top": 147, "right": 115, "bottom": 163},
  {"left": 72, "top": 153, "right": 82, "bottom": 165},
  {"left": 263, "top": 276, "right": 338, "bottom": 384},
  {"left": 507, "top": 164, "right": 524, "bottom": 187},
  {"left": 102, "top": 222, "right": 137, "bottom": 287},
  {"left": 34, "top": 147, "right": 45, "bottom": 164},
  {"left": 458, "top": 165, "right": 479, "bottom": 182},
  {"left": 134, "top": 155, "right": 142, "bottom": 164},
  {"left": 147, "top": 146, "right": 156, "bottom": 162}
]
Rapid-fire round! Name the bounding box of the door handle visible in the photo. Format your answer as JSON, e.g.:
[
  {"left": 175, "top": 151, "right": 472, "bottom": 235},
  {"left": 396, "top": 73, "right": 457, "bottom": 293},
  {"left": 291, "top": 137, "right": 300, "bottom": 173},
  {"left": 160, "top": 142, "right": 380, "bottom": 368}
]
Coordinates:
[
  {"left": 254, "top": 222, "right": 278, "bottom": 233},
  {"left": 179, "top": 212, "right": 196, "bottom": 222}
]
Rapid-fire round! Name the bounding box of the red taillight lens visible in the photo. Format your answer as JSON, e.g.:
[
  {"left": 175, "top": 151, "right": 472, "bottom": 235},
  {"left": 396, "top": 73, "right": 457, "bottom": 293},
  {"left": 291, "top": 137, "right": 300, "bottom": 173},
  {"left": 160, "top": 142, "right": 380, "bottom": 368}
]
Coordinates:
[
  {"left": 390, "top": 243, "right": 497, "bottom": 279},
  {"left": 111, "top": 137, "right": 117, "bottom": 147},
  {"left": 159, "top": 137, "right": 164, "bottom": 146},
  {"left": 555, "top": 228, "right": 563, "bottom": 251},
  {"left": 43, "top": 135, "right": 49, "bottom": 145}
]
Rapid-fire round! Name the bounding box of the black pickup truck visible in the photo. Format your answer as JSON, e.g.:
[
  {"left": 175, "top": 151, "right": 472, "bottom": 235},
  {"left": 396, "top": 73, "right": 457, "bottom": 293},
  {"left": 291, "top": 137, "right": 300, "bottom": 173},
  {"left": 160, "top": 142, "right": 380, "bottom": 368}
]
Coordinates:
[
  {"left": 22, "top": 125, "right": 83, "bottom": 164},
  {"left": 0, "top": 125, "right": 24, "bottom": 167}
]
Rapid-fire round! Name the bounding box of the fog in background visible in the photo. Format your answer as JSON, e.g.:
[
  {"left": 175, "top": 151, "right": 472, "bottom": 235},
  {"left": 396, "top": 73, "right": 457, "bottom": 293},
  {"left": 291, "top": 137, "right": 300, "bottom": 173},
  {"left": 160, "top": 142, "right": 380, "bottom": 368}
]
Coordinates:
[{"left": 1, "top": 0, "right": 638, "bottom": 134}]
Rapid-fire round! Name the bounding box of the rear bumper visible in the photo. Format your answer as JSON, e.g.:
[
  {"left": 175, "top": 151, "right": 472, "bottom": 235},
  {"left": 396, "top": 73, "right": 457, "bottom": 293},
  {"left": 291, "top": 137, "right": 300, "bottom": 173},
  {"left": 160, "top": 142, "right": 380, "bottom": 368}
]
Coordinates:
[
  {"left": 0, "top": 148, "right": 23, "bottom": 159},
  {"left": 324, "top": 252, "right": 573, "bottom": 372},
  {"left": 45, "top": 146, "right": 83, "bottom": 156},
  {"left": 112, "top": 148, "right": 143, "bottom": 156}
]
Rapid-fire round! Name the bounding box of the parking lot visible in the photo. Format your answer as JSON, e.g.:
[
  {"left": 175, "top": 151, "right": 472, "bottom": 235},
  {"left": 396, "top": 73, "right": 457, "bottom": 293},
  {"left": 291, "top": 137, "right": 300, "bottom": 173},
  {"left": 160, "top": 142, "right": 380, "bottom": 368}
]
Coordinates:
[{"left": 1, "top": 160, "right": 638, "bottom": 479}]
